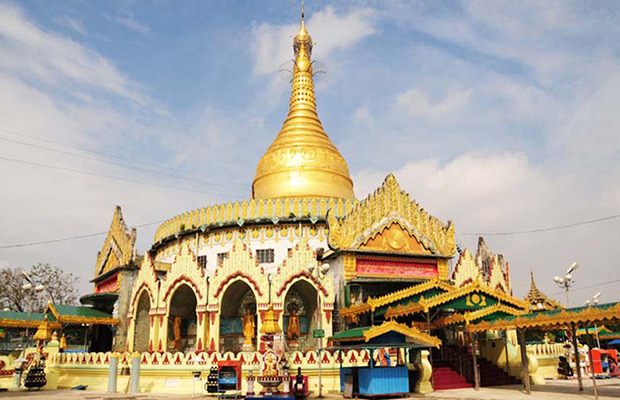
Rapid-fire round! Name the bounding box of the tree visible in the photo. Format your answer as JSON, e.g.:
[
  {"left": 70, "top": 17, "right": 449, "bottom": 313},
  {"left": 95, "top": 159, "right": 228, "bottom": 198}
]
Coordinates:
[{"left": 0, "top": 263, "right": 79, "bottom": 312}]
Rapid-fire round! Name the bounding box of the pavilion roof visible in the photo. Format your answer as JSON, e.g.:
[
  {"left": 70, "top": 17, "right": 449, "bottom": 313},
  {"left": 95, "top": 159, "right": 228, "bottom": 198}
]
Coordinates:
[
  {"left": 432, "top": 304, "right": 525, "bottom": 327},
  {"left": 330, "top": 320, "right": 441, "bottom": 348},
  {"left": 339, "top": 278, "right": 453, "bottom": 319},
  {"left": 385, "top": 280, "right": 527, "bottom": 319},
  {"left": 0, "top": 311, "right": 47, "bottom": 328},
  {"left": 46, "top": 303, "right": 119, "bottom": 326},
  {"left": 577, "top": 325, "right": 620, "bottom": 340},
  {"left": 0, "top": 304, "right": 118, "bottom": 329},
  {"left": 466, "top": 301, "right": 620, "bottom": 332}
]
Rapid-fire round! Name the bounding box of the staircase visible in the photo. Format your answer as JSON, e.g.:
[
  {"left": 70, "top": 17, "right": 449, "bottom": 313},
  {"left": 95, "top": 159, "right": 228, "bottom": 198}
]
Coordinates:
[
  {"left": 432, "top": 346, "right": 520, "bottom": 390},
  {"left": 477, "top": 358, "right": 521, "bottom": 387},
  {"left": 432, "top": 360, "right": 472, "bottom": 391}
]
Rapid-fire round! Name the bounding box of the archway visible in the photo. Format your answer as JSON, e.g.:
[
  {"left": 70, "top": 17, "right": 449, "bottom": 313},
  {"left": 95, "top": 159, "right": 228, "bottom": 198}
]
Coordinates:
[
  {"left": 167, "top": 284, "right": 197, "bottom": 353},
  {"left": 133, "top": 291, "right": 151, "bottom": 353},
  {"left": 219, "top": 280, "right": 257, "bottom": 353},
  {"left": 283, "top": 280, "right": 318, "bottom": 352}
]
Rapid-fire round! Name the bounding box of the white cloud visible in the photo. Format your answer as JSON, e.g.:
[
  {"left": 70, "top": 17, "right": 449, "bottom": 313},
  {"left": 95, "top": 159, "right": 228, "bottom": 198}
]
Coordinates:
[
  {"left": 0, "top": 3, "right": 148, "bottom": 105},
  {"left": 0, "top": 3, "right": 196, "bottom": 293},
  {"left": 396, "top": 88, "right": 471, "bottom": 120},
  {"left": 354, "top": 152, "right": 620, "bottom": 303},
  {"left": 354, "top": 106, "right": 373, "bottom": 126},
  {"left": 252, "top": 6, "right": 376, "bottom": 75},
  {"left": 114, "top": 15, "right": 150, "bottom": 35},
  {"left": 55, "top": 15, "right": 87, "bottom": 36}
]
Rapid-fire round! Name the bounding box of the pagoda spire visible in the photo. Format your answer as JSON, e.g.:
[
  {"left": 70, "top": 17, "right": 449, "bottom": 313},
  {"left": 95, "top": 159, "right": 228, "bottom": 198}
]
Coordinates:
[
  {"left": 252, "top": 6, "right": 355, "bottom": 200},
  {"left": 525, "top": 270, "right": 561, "bottom": 311}
]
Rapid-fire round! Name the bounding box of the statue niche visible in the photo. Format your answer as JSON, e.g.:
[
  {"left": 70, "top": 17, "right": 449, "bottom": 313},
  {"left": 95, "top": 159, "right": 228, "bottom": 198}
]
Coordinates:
[
  {"left": 283, "top": 280, "right": 318, "bottom": 352},
  {"left": 219, "top": 280, "right": 257, "bottom": 353},
  {"left": 167, "top": 284, "right": 197, "bottom": 353}
]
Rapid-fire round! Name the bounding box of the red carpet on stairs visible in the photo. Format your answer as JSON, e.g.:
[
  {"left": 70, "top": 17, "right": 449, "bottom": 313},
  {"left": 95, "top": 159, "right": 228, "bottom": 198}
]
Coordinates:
[{"left": 432, "top": 366, "right": 472, "bottom": 390}]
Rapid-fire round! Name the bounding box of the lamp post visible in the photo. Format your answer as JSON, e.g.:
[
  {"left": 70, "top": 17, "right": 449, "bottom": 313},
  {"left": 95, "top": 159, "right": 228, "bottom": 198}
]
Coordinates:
[
  {"left": 307, "top": 261, "right": 329, "bottom": 399},
  {"left": 585, "top": 292, "right": 602, "bottom": 348},
  {"left": 584, "top": 292, "right": 601, "bottom": 399},
  {"left": 20, "top": 271, "right": 46, "bottom": 349},
  {"left": 553, "top": 262, "right": 578, "bottom": 307}
]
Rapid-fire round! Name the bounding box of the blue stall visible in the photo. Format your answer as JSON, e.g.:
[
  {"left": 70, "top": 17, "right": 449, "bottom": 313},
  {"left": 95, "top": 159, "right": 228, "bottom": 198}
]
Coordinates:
[{"left": 330, "top": 321, "right": 441, "bottom": 397}]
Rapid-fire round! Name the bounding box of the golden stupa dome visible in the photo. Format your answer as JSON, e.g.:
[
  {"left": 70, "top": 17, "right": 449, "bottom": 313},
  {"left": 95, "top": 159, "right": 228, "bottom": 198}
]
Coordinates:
[{"left": 252, "top": 10, "right": 355, "bottom": 200}]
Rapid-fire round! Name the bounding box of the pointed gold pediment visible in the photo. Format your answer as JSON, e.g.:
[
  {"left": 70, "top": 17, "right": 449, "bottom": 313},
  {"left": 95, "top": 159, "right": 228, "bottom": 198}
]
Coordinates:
[
  {"left": 95, "top": 206, "right": 136, "bottom": 279},
  {"left": 359, "top": 221, "right": 432, "bottom": 255},
  {"left": 328, "top": 174, "right": 455, "bottom": 257}
]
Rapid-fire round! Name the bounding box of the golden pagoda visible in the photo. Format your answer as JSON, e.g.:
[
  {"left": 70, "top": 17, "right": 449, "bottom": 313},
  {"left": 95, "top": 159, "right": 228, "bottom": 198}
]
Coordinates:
[{"left": 252, "top": 7, "right": 355, "bottom": 200}]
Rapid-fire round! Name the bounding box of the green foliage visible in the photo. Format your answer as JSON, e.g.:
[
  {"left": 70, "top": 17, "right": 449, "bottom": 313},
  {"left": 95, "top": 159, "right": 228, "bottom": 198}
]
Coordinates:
[{"left": 0, "top": 263, "right": 79, "bottom": 312}]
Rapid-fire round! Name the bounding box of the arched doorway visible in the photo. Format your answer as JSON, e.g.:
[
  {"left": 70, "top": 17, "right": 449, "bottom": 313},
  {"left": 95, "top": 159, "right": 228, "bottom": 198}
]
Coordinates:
[
  {"left": 283, "top": 280, "right": 318, "bottom": 352},
  {"left": 219, "top": 280, "right": 257, "bottom": 353},
  {"left": 167, "top": 284, "right": 197, "bottom": 353},
  {"left": 133, "top": 291, "right": 151, "bottom": 353}
]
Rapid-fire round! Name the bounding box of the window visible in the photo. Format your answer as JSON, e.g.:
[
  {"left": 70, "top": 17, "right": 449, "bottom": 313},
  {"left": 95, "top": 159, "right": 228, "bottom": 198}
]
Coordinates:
[
  {"left": 256, "top": 248, "right": 275, "bottom": 264},
  {"left": 197, "top": 255, "right": 207, "bottom": 269},
  {"left": 217, "top": 252, "right": 228, "bottom": 267}
]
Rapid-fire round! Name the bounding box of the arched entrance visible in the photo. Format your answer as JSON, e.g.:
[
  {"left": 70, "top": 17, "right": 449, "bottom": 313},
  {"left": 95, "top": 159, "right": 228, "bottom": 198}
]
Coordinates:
[
  {"left": 167, "top": 284, "right": 197, "bottom": 353},
  {"left": 219, "top": 280, "right": 257, "bottom": 353},
  {"left": 133, "top": 291, "right": 151, "bottom": 353},
  {"left": 283, "top": 280, "right": 318, "bottom": 352}
]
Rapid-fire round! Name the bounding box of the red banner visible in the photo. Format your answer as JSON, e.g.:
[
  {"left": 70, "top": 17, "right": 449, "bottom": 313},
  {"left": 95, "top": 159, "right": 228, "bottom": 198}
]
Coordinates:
[{"left": 356, "top": 258, "right": 438, "bottom": 279}]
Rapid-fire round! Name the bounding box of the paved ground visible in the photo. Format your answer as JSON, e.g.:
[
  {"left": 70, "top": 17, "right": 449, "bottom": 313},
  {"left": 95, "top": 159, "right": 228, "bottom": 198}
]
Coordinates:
[{"left": 0, "top": 380, "right": 618, "bottom": 400}]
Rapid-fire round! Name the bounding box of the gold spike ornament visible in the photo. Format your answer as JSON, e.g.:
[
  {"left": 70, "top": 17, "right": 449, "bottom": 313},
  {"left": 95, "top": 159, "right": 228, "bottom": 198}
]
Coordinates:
[{"left": 252, "top": 9, "right": 355, "bottom": 200}]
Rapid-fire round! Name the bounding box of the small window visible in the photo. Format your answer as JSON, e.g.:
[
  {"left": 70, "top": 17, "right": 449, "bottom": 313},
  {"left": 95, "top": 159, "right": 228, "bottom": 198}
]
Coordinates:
[
  {"left": 217, "top": 252, "right": 228, "bottom": 267},
  {"left": 256, "top": 248, "right": 275, "bottom": 264},
  {"left": 197, "top": 255, "right": 207, "bottom": 269}
]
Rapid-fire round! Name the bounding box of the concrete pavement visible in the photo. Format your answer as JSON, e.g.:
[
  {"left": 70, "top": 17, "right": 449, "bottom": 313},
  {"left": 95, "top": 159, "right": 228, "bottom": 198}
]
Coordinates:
[{"left": 0, "top": 380, "right": 618, "bottom": 400}]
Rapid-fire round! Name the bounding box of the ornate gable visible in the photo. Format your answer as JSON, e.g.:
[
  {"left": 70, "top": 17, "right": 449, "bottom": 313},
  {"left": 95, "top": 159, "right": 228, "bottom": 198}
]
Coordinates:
[
  {"left": 327, "top": 174, "right": 455, "bottom": 257},
  {"left": 94, "top": 206, "right": 136, "bottom": 280},
  {"left": 452, "top": 249, "right": 479, "bottom": 287},
  {"left": 487, "top": 256, "right": 509, "bottom": 294}
]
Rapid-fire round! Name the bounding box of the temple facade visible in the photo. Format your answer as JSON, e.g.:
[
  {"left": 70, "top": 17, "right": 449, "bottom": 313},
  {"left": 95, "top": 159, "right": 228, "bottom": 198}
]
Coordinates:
[
  {"left": 48, "top": 8, "right": 531, "bottom": 394},
  {"left": 113, "top": 12, "right": 464, "bottom": 358}
]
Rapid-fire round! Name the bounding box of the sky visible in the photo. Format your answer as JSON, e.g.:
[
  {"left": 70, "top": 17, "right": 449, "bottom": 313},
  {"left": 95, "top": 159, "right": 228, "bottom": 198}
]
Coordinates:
[{"left": 0, "top": 0, "right": 619, "bottom": 307}]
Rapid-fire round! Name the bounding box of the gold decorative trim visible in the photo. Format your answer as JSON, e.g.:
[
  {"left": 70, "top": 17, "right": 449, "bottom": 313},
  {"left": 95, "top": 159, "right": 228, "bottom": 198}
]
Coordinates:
[
  {"left": 95, "top": 206, "right": 136, "bottom": 280},
  {"left": 327, "top": 174, "right": 456, "bottom": 257},
  {"left": 154, "top": 197, "right": 354, "bottom": 242},
  {"left": 386, "top": 280, "right": 527, "bottom": 318},
  {"left": 339, "top": 278, "right": 453, "bottom": 318},
  {"left": 343, "top": 253, "right": 356, "bottom": 281},
  {"left": 466, "top": 302, "right": 620, "bottom": 332},
  {"left": 339, "top": 303, "right": 371, "bottom": 318},
  {"left": 362, "top": 320, "right": 441, "bottom": 348},
  {"left": 434, "top": 304, "right": 525, "bottom": 327}
]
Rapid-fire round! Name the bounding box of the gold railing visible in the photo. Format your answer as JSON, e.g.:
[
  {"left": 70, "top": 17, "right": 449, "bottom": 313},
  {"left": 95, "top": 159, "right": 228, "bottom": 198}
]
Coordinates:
[{"left": 154, "top": 197, "right": 356, "bottom": 242}]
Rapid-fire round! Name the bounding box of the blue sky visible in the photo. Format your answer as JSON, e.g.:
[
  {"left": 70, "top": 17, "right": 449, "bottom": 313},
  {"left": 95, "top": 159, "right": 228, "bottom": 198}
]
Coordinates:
[{"left": 0, "top": 1, "right": 619, "bottom": 305}]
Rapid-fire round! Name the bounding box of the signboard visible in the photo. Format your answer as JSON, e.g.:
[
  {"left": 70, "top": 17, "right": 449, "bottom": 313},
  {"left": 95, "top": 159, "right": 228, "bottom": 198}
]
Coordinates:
[{"left": 313, "top": 329, "right": 325, "bottom": 338}]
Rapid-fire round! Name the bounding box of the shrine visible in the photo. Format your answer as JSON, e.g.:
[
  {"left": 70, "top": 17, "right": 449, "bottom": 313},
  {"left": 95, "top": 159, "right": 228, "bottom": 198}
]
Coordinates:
[{"left": 3, "top": 4, "right": 620, "bottom": 398}]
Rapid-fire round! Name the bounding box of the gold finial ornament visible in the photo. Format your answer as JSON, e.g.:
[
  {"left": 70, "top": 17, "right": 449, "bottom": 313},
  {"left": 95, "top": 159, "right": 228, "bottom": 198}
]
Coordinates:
[
  {"left": 260, "top": 304, "right": 282, "bottom": 334},
  {"left": 33, "top": 315, "right": 52, "bottom": 341},
  {"left": 252, "top": 7, "right": 355, "bottom": 200}
]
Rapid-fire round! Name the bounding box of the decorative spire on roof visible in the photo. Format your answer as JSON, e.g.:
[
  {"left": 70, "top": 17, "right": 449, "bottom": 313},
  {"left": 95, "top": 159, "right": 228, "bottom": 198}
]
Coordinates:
[
  {"left": 525, "top": 270, "right": 562, "bottom": 311},
  {"left": 252, "top": 6, "right": 355, "bottom": 200}
]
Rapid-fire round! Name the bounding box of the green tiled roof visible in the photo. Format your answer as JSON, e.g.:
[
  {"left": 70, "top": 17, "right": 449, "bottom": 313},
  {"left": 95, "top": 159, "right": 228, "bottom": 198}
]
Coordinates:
[
  {"left": 330, "top": 327, "right": 370, "bottom": 340},
  {"left": 0, "top": 311, "right": 45, "bottom": 322},
  {"left": 51, "top": 304, "right": 113, "bottom": 319}
]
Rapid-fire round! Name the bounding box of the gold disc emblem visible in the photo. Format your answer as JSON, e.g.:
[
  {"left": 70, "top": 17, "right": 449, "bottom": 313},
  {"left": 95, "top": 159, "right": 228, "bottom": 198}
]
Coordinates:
[{"left": 387, "top": 227, "right": 406, "bottom": 250}]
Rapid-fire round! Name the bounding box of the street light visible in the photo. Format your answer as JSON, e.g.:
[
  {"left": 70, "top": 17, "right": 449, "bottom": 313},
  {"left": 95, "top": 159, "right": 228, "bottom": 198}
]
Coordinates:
[
  {"left": 19, "top": 270, "right": 47, "bottom": 349},
  {"left": 553, "top": 262, "right": 579, "bottom": 307},
  {"left": 306, "top": 261, "right": 329, "bottom": 399},
  {"left": 585, "top": 292, "right": 602, "bottom": 348}
]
